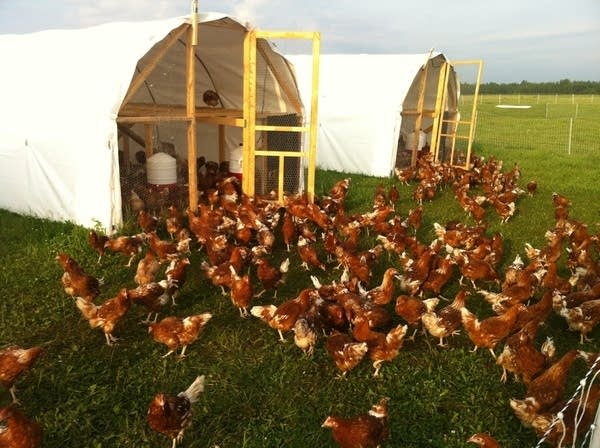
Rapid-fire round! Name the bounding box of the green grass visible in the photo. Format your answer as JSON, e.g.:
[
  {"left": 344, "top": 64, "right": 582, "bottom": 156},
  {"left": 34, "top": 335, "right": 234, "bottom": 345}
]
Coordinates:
[{"left": 1, "top": 141, "right": 600, "bottom": 447}]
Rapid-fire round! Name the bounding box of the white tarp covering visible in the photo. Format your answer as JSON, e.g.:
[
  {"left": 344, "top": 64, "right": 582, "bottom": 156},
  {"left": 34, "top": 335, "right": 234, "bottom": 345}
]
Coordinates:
[
  {"left": 0, "top": 14, "right": 301, "bottom": 230},
  {"left": 287, "top": 53, "right": 457, "bottom": 177}
]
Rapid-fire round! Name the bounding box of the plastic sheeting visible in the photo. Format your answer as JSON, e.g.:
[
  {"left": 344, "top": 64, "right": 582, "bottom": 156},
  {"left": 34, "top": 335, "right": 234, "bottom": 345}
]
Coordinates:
[
  {"left": 0, "top": 14, "right": 301, "bottom": 230},
  {"left": 287, "top": 53, "right": 457, "bottom": 177}
]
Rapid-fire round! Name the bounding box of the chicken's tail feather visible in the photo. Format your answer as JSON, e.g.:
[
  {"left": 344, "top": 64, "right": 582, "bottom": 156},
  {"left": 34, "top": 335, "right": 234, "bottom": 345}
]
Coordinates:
[{"left": 180, "top": 375, "right": 205, "bottom": 403}]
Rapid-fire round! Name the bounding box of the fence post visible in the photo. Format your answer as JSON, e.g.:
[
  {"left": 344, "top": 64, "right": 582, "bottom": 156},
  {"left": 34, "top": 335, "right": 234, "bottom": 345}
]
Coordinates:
[
  {"left": 568, "top": 117, "right": 573, "bottom": 155},
  {"left": 545, "top": 103, "right": 548, "bottom": 119}
]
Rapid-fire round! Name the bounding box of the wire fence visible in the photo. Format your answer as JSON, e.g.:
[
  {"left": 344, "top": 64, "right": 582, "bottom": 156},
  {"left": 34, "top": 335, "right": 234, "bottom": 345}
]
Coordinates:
[
  {"left": 458, "top": 95, "right": 600, "bottom": 155},
  {"left": 475, "top": 114, "right": 600, "bottom": 155}
]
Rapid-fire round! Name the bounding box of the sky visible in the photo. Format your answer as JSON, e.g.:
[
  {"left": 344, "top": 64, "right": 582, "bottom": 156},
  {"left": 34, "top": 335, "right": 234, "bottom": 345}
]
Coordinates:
[{"left": 0, "top": 0, "right": 599, "bottom": 83}]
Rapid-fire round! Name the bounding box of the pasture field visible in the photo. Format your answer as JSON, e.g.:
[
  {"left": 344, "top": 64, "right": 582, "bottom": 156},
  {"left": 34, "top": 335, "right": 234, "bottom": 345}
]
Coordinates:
[
  {"left": 459, "top": 94, "right": 600, "bottom": 156},
  {"left": 1, "top": 102, "right": 600, "bottom": 447}
]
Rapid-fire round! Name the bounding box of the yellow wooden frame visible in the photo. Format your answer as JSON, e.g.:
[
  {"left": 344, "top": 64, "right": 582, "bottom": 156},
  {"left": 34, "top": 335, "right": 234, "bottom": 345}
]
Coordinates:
[
  {"left": 243, "top": 30, "right": 320, "bottom": 203},
  {"left": 433, "top": 59, "right": 484, "bottom": 169}
]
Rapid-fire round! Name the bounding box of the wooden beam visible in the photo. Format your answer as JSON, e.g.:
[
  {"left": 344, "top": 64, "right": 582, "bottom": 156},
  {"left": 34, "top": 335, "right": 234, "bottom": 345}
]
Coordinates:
[
  {"left": 121, "top": 23, "right": 188, "bottom": 107},
  {"left": 117, "top": 124, "right": 146, "bottom": 147},
  {"left": 255, "top": 30, "right": 319, "bottom": 40},
  {"left": 197, "top": 116, "right": 244, "bottom": 127},
  {"left": 255, "top": 124, "right": 308, "bottom": 132},
  {"left": 186, "top": 25, "right": 198, "bottom": 210},
  {"left": 144, "top": 124, "right": 154, "bottom": 159},
  {"left": 243, "top": 30, "right": 257, "bottom": 196},
  {"left": 218, "top": 124, "right": 225, "bottom": 163},
  {"left": 306, "top": 33, "right": 320, "bottom": 203},
  {"left": 431, "top": 61, "right": 450, "bottom": 161}
]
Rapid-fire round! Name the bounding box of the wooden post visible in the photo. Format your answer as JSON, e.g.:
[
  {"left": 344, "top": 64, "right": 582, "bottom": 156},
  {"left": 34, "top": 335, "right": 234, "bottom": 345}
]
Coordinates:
[
  {"left": 242, "top": 30, "right": 257, "bottom": 196},
  {"left": 431, "top": 61, "right": 449, "bottom": 161},
  {"left": 186, "top": 24, "right": 198, "bottom": 210},
  {"left": 464, "top": 60, "right": 484, "bottom": 169},
  {"left": 306, "top": 33, "right": 320, "bottom": 203},
  {"left": 218, "top": 124, "right": 226, "bottom": 163},
  {"left": 144, "top": 124, "right": 154, "bottom": 160}
]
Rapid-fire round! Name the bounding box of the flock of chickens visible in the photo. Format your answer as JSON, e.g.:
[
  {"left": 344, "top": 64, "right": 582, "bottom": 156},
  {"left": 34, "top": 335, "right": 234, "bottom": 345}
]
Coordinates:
[{"left": 2, "top": 153, "right": 600, "bottom": 447}]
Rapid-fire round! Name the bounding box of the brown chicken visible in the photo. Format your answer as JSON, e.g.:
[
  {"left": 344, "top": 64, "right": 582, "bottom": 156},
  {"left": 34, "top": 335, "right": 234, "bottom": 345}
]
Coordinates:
[
  {"left": 253, "top": 256, "right": 290, "bottom": 298},
  {"left": 524, "top": 349, "right": 581, "bottom": 412},
  {"left": 467, "top": 432, "right": 500, "bottom": 448},
  {"left": 147, "top": 375, "right": 205, "bottom": 448},
  {"left": 75, "top": 288, "right": 131, "bottom": 345},
  {"left": 455, "top": 250, "right": 499, "bottom": 288},
  {"left": 352, "top": 316, "right": 408, "bottom": 376},
  {"left": 514, "top": 290, "right": 554, "bottom": 330},
  {"left": 201, "top": 246, "right": 248, "bottom": 295},
  {"left": 558, "top": 298, "right": 600, "bottom": 344},
  {"left": 56, "top": 252, "right": 102, "bottom": 302},
  {"left": 421, "top": 290, "right": 467, "bottom": 347},
  {"left": 148, "top": 313, "right": 212, "bottom": 358},
  {"left": 422, "top": 254, "right": 456, "bottom": 295},
  {"left": 0, "top": 346, "right": 44, "bottom": 403},
  {"left": 165, "top": 257, "right": 191, "bottom": 306},
  {"left": 394, "top": 166, "right": 416, "bottom": 185},
  {"left": 328, "top": 177, "right": 351, "bottom": 203},
  {"left": 364, "top": 268, "right": 398, "bottom": 305},
  {"left": 205, "top": 234, "right": 232, "bottom": 267},
  {"left": 394, "top": 294, "right": 428, "bottom": 339},
  {"left": 325, "top": 331, "right": 368, "bottom": 377},
  {"left": 250, "top": 288, "right": 319, "bottom": 342},
  {"left": 322, "top": 397, "right": 389, "bottom": 448},
  {"left": 87, "top": 229, "right": 109, "bottom": 263},
  {"left": 281, "top": 210, "right": 298, "bottom": 251},
  {"left": 536, "top": 384, "right": 599, "bottom": 447},
  {"left": 228, "top": 265, "right": 253, "bottom": 317},
  {"left": 147, "top": 231, "right": 179, "bottom": 263},
  {"left": 0, "top": 405, "right": 42, "bottom": 448},
  {"left": 134, "top": 249, "right": 160, "bottom": 286},
  {"left": 495, "top": 319, "right": 555, "bottom": 384},
  {"left": 104, "top": 233, "right": 145, "bottom": 267},
  {"left": 526, "top": 180, "right": 537, "bottom": 196},
  {"left": 165, "top": 205, "right": 182, "bottom": 239},
  {"left": 297, "top": 235, "right": 326, "bottom": 271},
  {"left": 128, "top": 280, "right": 169, "bottom": 323},
  {"left": 292, "top": 316, "right": 319, "bottom": 356},
  {"left": 138, "top": 209, "right": 159, "bottom": 233},
  {"left": 461, "top": 303, "right": 520, "bottom": 358},
  {"left": 552, "top": 192, "right": 571, "bottom": 208}
]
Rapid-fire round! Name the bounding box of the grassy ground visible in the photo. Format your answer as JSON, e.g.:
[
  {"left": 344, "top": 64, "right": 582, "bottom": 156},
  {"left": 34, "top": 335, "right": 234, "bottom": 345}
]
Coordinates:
[{"left": 1, "top": 142, "right": 600, "bottom": 447}]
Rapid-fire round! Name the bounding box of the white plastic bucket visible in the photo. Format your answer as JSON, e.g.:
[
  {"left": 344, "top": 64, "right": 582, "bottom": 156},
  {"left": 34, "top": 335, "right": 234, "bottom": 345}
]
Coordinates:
[
  {"left": 147, "top": 152, "right": 177, "bottom": 185},
  {"left": 229, "top": 144, "right": 243, "bottom": 177}
]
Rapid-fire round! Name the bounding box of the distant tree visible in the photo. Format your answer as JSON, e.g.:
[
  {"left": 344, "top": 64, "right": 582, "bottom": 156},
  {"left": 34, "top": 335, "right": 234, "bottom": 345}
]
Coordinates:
[{"left": 460, "top": 80, "right": 600, "bottom": 95}]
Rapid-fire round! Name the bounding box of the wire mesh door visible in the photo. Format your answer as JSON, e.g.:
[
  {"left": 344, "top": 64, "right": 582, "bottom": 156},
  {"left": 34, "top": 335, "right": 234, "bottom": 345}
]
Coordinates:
[
  {"left": 433, "top": 59, "right": 484, "bottom": 168},
  {"left": 243, "top": 30, "right": 320, "bottom": 203}
]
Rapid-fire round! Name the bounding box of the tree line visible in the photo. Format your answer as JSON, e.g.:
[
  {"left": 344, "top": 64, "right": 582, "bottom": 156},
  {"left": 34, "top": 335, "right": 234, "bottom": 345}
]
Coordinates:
[{"left": 461, "top": 79, "right": 600, "bottom": 95}]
